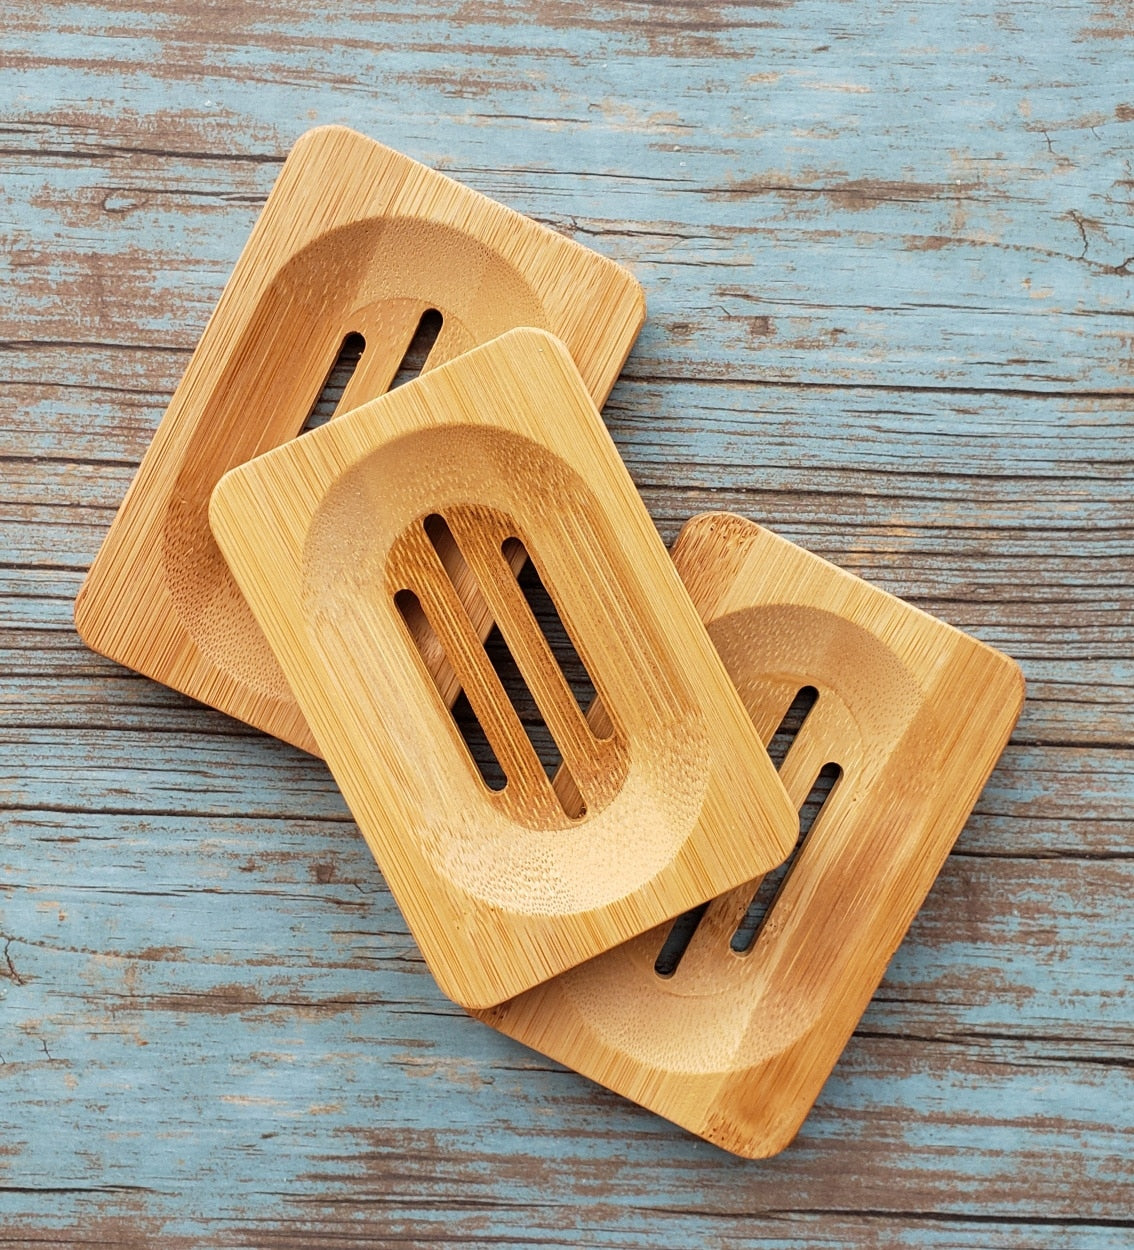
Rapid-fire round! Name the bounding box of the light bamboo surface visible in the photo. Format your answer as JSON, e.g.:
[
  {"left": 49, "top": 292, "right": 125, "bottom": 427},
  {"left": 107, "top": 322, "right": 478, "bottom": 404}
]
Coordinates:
[
  {"left": 478, "top": 511, "right": 1025, "bottom": 1156},
  {"left": 73, "top": 124, "right": 645, "bottom": 754},
  {"left": 208, "top": 331, "right": 797, "bottom": 1009}
]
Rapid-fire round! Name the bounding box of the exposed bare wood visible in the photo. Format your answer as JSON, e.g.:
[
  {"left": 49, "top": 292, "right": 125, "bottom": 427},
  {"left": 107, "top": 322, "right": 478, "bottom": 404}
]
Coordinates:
[
  {"left": 209, "top": 330, "right": 796, "bottom": 1008},
  {"left": 73, "top": 125, "right": 645, "bottom": 754}
]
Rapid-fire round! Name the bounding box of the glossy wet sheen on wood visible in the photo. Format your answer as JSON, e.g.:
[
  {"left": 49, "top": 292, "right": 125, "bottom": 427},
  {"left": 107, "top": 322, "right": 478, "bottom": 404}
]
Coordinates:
[
  {"left": 209, "top": 330, "right": 796, "bottom": 1008},
  {"left": 1, "top": 1, "right": 1131, "bottom": 1246},
  {"left": 480, "top": 512, "right": 1025, "bottom": 1156}
]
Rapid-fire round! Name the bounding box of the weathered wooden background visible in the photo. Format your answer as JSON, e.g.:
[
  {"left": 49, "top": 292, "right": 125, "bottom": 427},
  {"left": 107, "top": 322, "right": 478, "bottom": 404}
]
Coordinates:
[{"left": 2, "top": 1, "right": 1131, "bottom": 1246}]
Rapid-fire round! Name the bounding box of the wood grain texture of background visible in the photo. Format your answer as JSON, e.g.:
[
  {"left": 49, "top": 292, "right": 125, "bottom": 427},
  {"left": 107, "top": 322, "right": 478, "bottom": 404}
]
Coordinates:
[{"left": 1, "top": 1, "right": 1131, "bottom": 1246}]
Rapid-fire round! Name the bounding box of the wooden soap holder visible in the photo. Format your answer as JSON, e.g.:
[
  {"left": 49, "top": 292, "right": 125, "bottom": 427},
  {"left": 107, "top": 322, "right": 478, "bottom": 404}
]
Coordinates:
[
  {"left": 480, "top": 512, "right": 1024, "bottom": 1156},
  {"left": 72, "top": 125, "right": 1024, "bottom": 1157},
  {"left": 208, "top": 330, "right": 798, "bottom": 1010},
  {"left": 74, "top": 124, "right": 645, "bottom": 755}
]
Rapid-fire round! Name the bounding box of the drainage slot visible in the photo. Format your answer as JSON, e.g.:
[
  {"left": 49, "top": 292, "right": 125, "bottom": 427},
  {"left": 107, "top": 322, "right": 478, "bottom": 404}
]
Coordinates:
[
  {"left": 404, "top": 513, "right": 585, "bottom": 817},
  {"left": 395, "top": 587, "right": 506, "bottom": 792},
  {"left": 424, "top": 512, "right": 482, "bottom": 615},
  {"left": 391, "top": 308, "right": 443, "bottom": 389},
  {"left": 799, "top": 760, "right": 841, "bottom": 839},
  {"left": 510, "top": 542, "right": 606, "bottom": 738},
  {"left": 451, "top": 691, "right": 507, "bottom": 792},
  {"left": 481, "top": 623, "right": 584, "bottom": 817},
  {"left": 654, "top": 902, "right": 710, "bottom": 979},
  {"left": 730, "top": 761, "right": 842, "bottom": 954},
  {"left": 767, "top": 685, "right": 818, "bottom": 769},
  {"left": 302, "top": 331, "right": 366, "bottom": 433}
]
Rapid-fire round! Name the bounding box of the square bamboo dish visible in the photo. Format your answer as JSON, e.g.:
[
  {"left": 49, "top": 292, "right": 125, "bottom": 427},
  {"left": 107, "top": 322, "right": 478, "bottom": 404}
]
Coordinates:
[
  {"left": 477, "top": 511, "right": 1025, "bottom": 1155},
  {"left": 207, "top": 332, "right": 798, "bottom": 1010},
  {"left": 74, "top": 125, "right": 645, "bottom": 754}
]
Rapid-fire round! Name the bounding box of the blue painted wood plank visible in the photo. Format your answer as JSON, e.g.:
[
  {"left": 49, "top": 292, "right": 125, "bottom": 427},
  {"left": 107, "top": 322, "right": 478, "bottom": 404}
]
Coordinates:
[
  {"left": 1, "top": 800, "right": 1130, "bottom": 1231},
  {"left": 3, "top": 804, "right": 1130, "bottom": 1051},
  {"left": 3, "top": 3, "right": 1134, "bottom": 392},
  {"left": 1, "top": 0, "right": 1131, "bottom": 1244}
]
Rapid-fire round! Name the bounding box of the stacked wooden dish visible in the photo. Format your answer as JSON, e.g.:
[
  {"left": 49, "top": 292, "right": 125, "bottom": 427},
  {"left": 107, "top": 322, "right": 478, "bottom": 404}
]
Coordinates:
[{"left": 74, "top": 126, "right": 1024, "bottom": 1158}]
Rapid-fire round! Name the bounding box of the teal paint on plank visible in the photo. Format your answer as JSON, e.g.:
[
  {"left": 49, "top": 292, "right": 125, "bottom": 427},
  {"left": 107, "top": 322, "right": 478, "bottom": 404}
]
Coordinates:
[
  {"left": 2, "top": 0, "right": 1132, "bottom": 1242},
  {"left": 3, "top": 4, "right": 1134, "bottom": 390}
]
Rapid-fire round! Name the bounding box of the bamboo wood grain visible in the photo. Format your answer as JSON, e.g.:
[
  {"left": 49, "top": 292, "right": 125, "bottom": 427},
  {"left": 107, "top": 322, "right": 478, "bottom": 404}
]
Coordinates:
[
  {"left": 207, "top": 331, "right": 797, "bottom": 1010},
  {"left": 72, "top": 124, "right": 645, "bottom": 754},
  {"left": 477, "top": 511, "right": 1026, "bottom": 1156}
]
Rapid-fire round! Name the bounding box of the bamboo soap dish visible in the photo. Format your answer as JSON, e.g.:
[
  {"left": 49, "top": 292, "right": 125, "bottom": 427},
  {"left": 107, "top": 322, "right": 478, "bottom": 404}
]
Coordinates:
[
  {"left": 477, "top": 512, "right": 1025, "bottom": 1155},
  {"left": 207, "top": 331, "right": 798, "bottom": 1010},
  {"left": 74, "top": 124, "right": 645, "bottom": 755}
]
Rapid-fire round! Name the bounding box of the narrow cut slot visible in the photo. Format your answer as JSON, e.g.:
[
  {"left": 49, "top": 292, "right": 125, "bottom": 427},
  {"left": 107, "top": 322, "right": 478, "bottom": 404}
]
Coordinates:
[
  {"left": 509, "top": 541, "right": 609, "bottom": 740},
  {"left": 424, "top": 512, "right": 481, "bottom": 613},
  {"left": 390, "top": 308, "right": 443, "bottom": 389},
  {"left": 394, "top": 588, "right": 506, "bottom": 792},
  {"left": 481, "top": 623, "right": 585, "bottom": 819},
  {"left": 654, "top": 903, "right": 710, "bottom": 979},
  {"left": 766, "top": 685, "right": 818, "bottom": 767},
  {"left": 301, "top": 331, "right": 366, "bottom": 434},
  {"left": 411, "top": 514, "right": 585, "bottom": 818},
  {"left": 729, "top": 762, "right": 843, "bottom": 954},
  {"left": 451, "top": 691, "right": 507, "bottom": 792}
]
